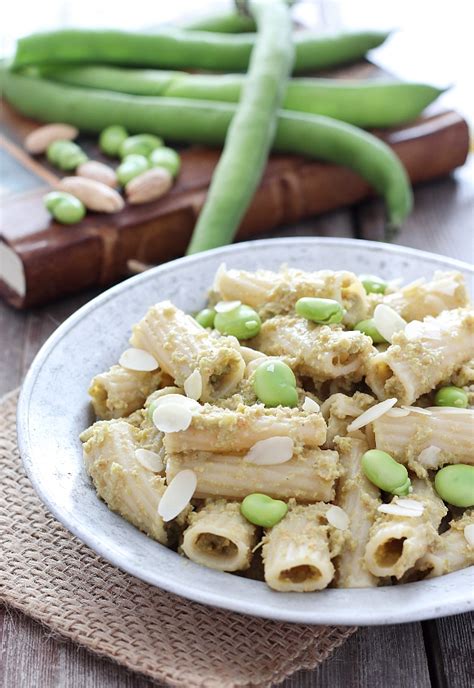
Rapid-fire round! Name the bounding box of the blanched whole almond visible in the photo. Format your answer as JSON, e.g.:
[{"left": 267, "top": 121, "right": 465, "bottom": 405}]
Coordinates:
[
  {"left": 126, "top": 168, "right": 173, "bottom": 205},
  {"left": 56, "top": 177, "right": 124, "bottom": 213},
  {"left": 24, "top": 123, "right": 78, "bottom": 154},
  {"left": 76, "top": 160, "right": 118, "bottom": 188}
]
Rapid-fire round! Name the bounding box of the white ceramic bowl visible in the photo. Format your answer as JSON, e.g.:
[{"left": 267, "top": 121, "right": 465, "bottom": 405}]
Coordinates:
[{"left": 17, "top": 238, "right": 474, "bottom": 625}]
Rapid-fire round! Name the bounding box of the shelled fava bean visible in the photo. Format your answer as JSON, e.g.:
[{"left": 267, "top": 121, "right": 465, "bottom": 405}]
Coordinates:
[
  {"left": 44, "top": 190, "right": 85, "bottom": 224},
  {"left": 149, "top": 147, "right": 181, "bottom": 177},
  {"left": 99, "top": 124, "right": 128, "bottom": 156},
  {"left": 214, "top": 303, "right": 261, "bottom": 339},
  {"left": 253, "top": 359, "right": 298, "bottom": 408},
  {"left": 295, "top": 297, "right": 344, "bottom": 324},
  {"left": 47, "top": 139, "right": 88, "bottom": 170},
  {"left": 240, "top": 493, "right": 288, "bottom": 527},
  {"left": 119, "top": 133, "right": 163, "bottom": 158},
  {"left": 434, "top": 386, "right": 469, "bottom": 408},
  {"left": 361, "top": 449, "right": 411, "bottom": 496},
  {"left": 194, "top": 308, "right": 216, "bottom": 328},
  {"left": 434, "top": 465, "right": 474, "bottom": 507},
  {"left": 116, "top": 154, "right": 150, "bottom": 185},
  {"left": 359, "top": 274, "right": 388, "bottom": 294},
  {"left": 354, "top": 318, "right": 386, "bottom": 343}
]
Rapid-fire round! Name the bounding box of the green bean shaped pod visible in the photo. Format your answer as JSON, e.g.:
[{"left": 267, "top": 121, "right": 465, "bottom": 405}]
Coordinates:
[
  {"left": 188, "top": 0, "right": 294, "bottom": 253},
  {"left": 42, "top": 65, "right": 444, "bottom": 129},
  {"left": 0, "top": 68, "right": 412, "bottom": 232},
  {"left": 183, "top": 11, "right": 257, "bottom": 33},
  {"left": 13, "top": 27, "right": 390, "bottom": 74}
]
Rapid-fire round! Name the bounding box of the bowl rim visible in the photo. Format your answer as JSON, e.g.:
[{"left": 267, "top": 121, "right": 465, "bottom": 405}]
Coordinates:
[{"left": 17, "top": 237, "right": 474, "bottom": 625}]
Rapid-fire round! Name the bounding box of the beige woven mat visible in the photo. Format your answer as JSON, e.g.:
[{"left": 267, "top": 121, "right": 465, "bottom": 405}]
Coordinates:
[{"left": 0, "top": 388, "right": 355, "bottom": 687}]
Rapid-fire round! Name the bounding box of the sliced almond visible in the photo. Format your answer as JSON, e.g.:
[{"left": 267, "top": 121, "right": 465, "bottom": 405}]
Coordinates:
[
  {"left": 126, "top": 168, "right": 173, "bottom": 204},
  {"left": 24, "top": 123, "right": 78, "bottom": 154},
  {"left": 386, "top": 407, "right": 410, "bottom": 418},
  {"left": 152, "top": 394, "right": 200, "bottom": 412},
  {"left": 394, "top": 499, "right": 425, "bottom": 513},
  {"left": 153, "top": 403, "right": 193, "bottom": 433},
  {"left": 373, "top": 304, "right": 407, "bottom": 343},
  {"left": 302, "top": 396, "right": 320, "bottom": 413},
  {"left": 417, "top": 445, "right": 441, "bottom": 468},
  {"left": 463, "top": 524, "right": 474, "bottom": 548},
  {"left": 77, "top": 160, "right": 118, "bottom": 188},
  {"left": 402, "top": 406, "right": 432, "bottom": 416},
  {"left": 184, "top": 369, "right": 203, "bottom": 401},
  {"left": 119, "top": 347, "right": 159, "bottom": 372},
  {"left": 215, "top": 300, "right": 241, "bottom": 313},
  {"left": 244, "top": 436, "right": 294, "bottom": 465},
  {"left": 378, "top": 503, "right": 424, "bottom": 518},
  {"left": 158, "top": 470, "right": 197, "bottom": 522},
  {"left": 347, "top": 398, "right": 397, "bottom": 432},
  {"left": 134, "top": 448, "right": 164, "bottom": 473},
  {"left": 212, "top": 262, "right": 227, "bottom": 291},
  {"left": 57, "top": 176, "right": 124, "bottom": 213},
  {"left": 239, "top": 346, "right": 265, "bottom": 364},
  {"left": 326, "top": 505, "right": 349, "bottom": 530}
]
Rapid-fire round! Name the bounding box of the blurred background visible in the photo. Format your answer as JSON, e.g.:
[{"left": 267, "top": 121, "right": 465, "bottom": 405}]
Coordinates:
[{"left": 1, "top": 0, "right": 471, "bottom": 124}]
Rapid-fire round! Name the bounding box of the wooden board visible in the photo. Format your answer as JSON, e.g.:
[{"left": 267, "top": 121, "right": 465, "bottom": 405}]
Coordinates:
[{"left": 0, "top": 60, "right": 470, "bottom": 308}]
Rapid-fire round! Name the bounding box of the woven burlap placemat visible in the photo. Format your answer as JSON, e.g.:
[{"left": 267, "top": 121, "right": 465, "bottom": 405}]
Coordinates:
[{"left": 0, "top": 388, "right": 355, "bottom": 687}]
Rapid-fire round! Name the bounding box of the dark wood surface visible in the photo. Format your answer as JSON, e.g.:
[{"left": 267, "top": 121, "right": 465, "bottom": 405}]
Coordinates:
[{"left": 1, "top": 157, "right": 472, "bottom": 688}]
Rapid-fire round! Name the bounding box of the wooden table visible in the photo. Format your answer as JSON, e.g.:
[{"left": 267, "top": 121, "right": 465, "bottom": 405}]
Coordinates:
[{"left": 1, "top": 154, "right": 472, "bottom": 687}]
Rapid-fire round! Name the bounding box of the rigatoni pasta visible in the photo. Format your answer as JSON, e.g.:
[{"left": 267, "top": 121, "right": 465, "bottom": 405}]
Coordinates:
[{"left": 81, "top": 264, "right": 474, "bottom": 593}]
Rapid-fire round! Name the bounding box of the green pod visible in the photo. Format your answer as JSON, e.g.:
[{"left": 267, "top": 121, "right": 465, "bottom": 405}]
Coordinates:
[
  {"left": 241, "top": 493, "right": 288, "bottom": 528},
  {"left": 214, "top": 303, "right": 261, "bottom": 340},
  {"left": 13, "top": 28, "right": 391, "bottom": 74},
  {"left": 354, "top": 318, "right": 386, "bottom": 344},
  {"left": 295, "top": 297, "right": 344, "bottom": 324},
  {"left": 253, "top": 360, "right": 298, "bottom": 408},
  {"left": 44, "top": 190, "right": 85, "bottom": 224},
  {"left": 0, "top": 69, "right": 413, "bottom": 233},
  {"left": 116, "top": 154, "right": 149, "bottom": 185},
  {"left": 194, "top": 308, "right": 215, "bottom": 328},
  {"left": 99, "top": 124, "right": 128, "bottom": 156},
  {"left": 434, "top": 465, "right": 474, "bottom": 507},
  {"left": 434, "top": 386, "right": 469, "bottom": 409},
  {"left": 119, "top": 133, "right": 163, "bottom": 158},
  {"left": 359, "top": 273, "right": 388, "bottom": 295},
  {"left": 149, "top": 146, "right": 181, "bottom": 176},
  {"left": 361, "top": 449, "right": 411, "bottom": 496}
]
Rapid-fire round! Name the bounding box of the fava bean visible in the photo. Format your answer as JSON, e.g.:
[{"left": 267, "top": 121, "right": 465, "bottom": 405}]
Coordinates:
[
  {"left": 361, "top": 449, "right": 411, "bottom": 496},
  {"left": 116, "top": 154, "right": 149, "bottom": 185},
  {"left": 47, "top": 139, "right": 87, "bottom": 170},
  {"left": 295, "top": 297, "right": 344, "bottom": 324},
  {"left": 119, "top": 133, "right": 163, "bottom": 158},
  {"left": 359, "top": 274, "right": 388, "bottom": 295},
  {"left": 354, "top": 318, "right": 386, "bottom": 344},
  {"left": 99, "top": 124, "right": 128, "bottom": 156},
  {"left": 240, "top": 493, "right": 288, "bottom": 527},
  {"left": 254, "top": 360, "right": 298, "bottom": 408},
  {"left": 44, "top": 190, "right": 85, "bottom": 224},
  {"left": 214, "top": 303, "right": 261, "bottom": 340},
  {"left": 149, "top": 146, "right": 181, "bottom": 177},
  {"left": 434, "top": 386, "right": 469, "bottom": 409},
  {"left": 195, "top": 308, "right": 215, "bottom": 329},
  {"left": 434, "top": 465, "right": 474, "bottom": 507}
]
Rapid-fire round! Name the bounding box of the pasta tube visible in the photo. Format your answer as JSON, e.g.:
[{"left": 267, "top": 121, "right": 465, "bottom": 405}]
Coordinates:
[
  {"left": 373, "top": 407, "right": 474, "bottom": 473},
  {"left": 130, "top": 301, "right": 245, "bottom": 401},
  {"left": 321, "top": 391, "right": 375, "bottom": 448},
  {"left": 213, "top": 266, "right": 368, "bottom": 326},
  {"left": 366, "top": 308, "right": 474, "bottom": 405},
  {"left": 250, "top": 316, "right": 373, "bottom": 384},
  {"left": 166, "top": 448, "right": 340, "bottom": 502},
  {"left": 262, "top": 502, "right": 345, "bottom": 591},
  {"left": 80, "top": 420, "right": 167, "bottom": 544},
  {"left": 364, "top": 479, "right": 447, "bottom": 579},
  {"left": 88, "top": 365, "right": 165, "bottom": 419},
  {"left": 163, "top": 403, "right": 327, "bottom": 453},
  {"left": 181, "top": 499, "right": 258, "bottom": 572},
  {"left": 334, "top": 437, "right": 381, "bottom": 588},
  {"left": 417, "top": 511, "right": 474, "bottom": 578},
  {"left": 382, "top": 271, "right": 469, "bottom": 322}
]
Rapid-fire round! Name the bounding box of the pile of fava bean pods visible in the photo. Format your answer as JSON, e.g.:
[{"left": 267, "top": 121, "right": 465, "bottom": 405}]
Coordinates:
[{"left": 3, "top": 1, "right": 444, "bottom": 252}]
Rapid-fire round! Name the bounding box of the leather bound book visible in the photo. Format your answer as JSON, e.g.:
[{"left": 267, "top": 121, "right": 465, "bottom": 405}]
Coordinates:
[{"left": 0, "top": 101, "right": 469, "bottom": 309}]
